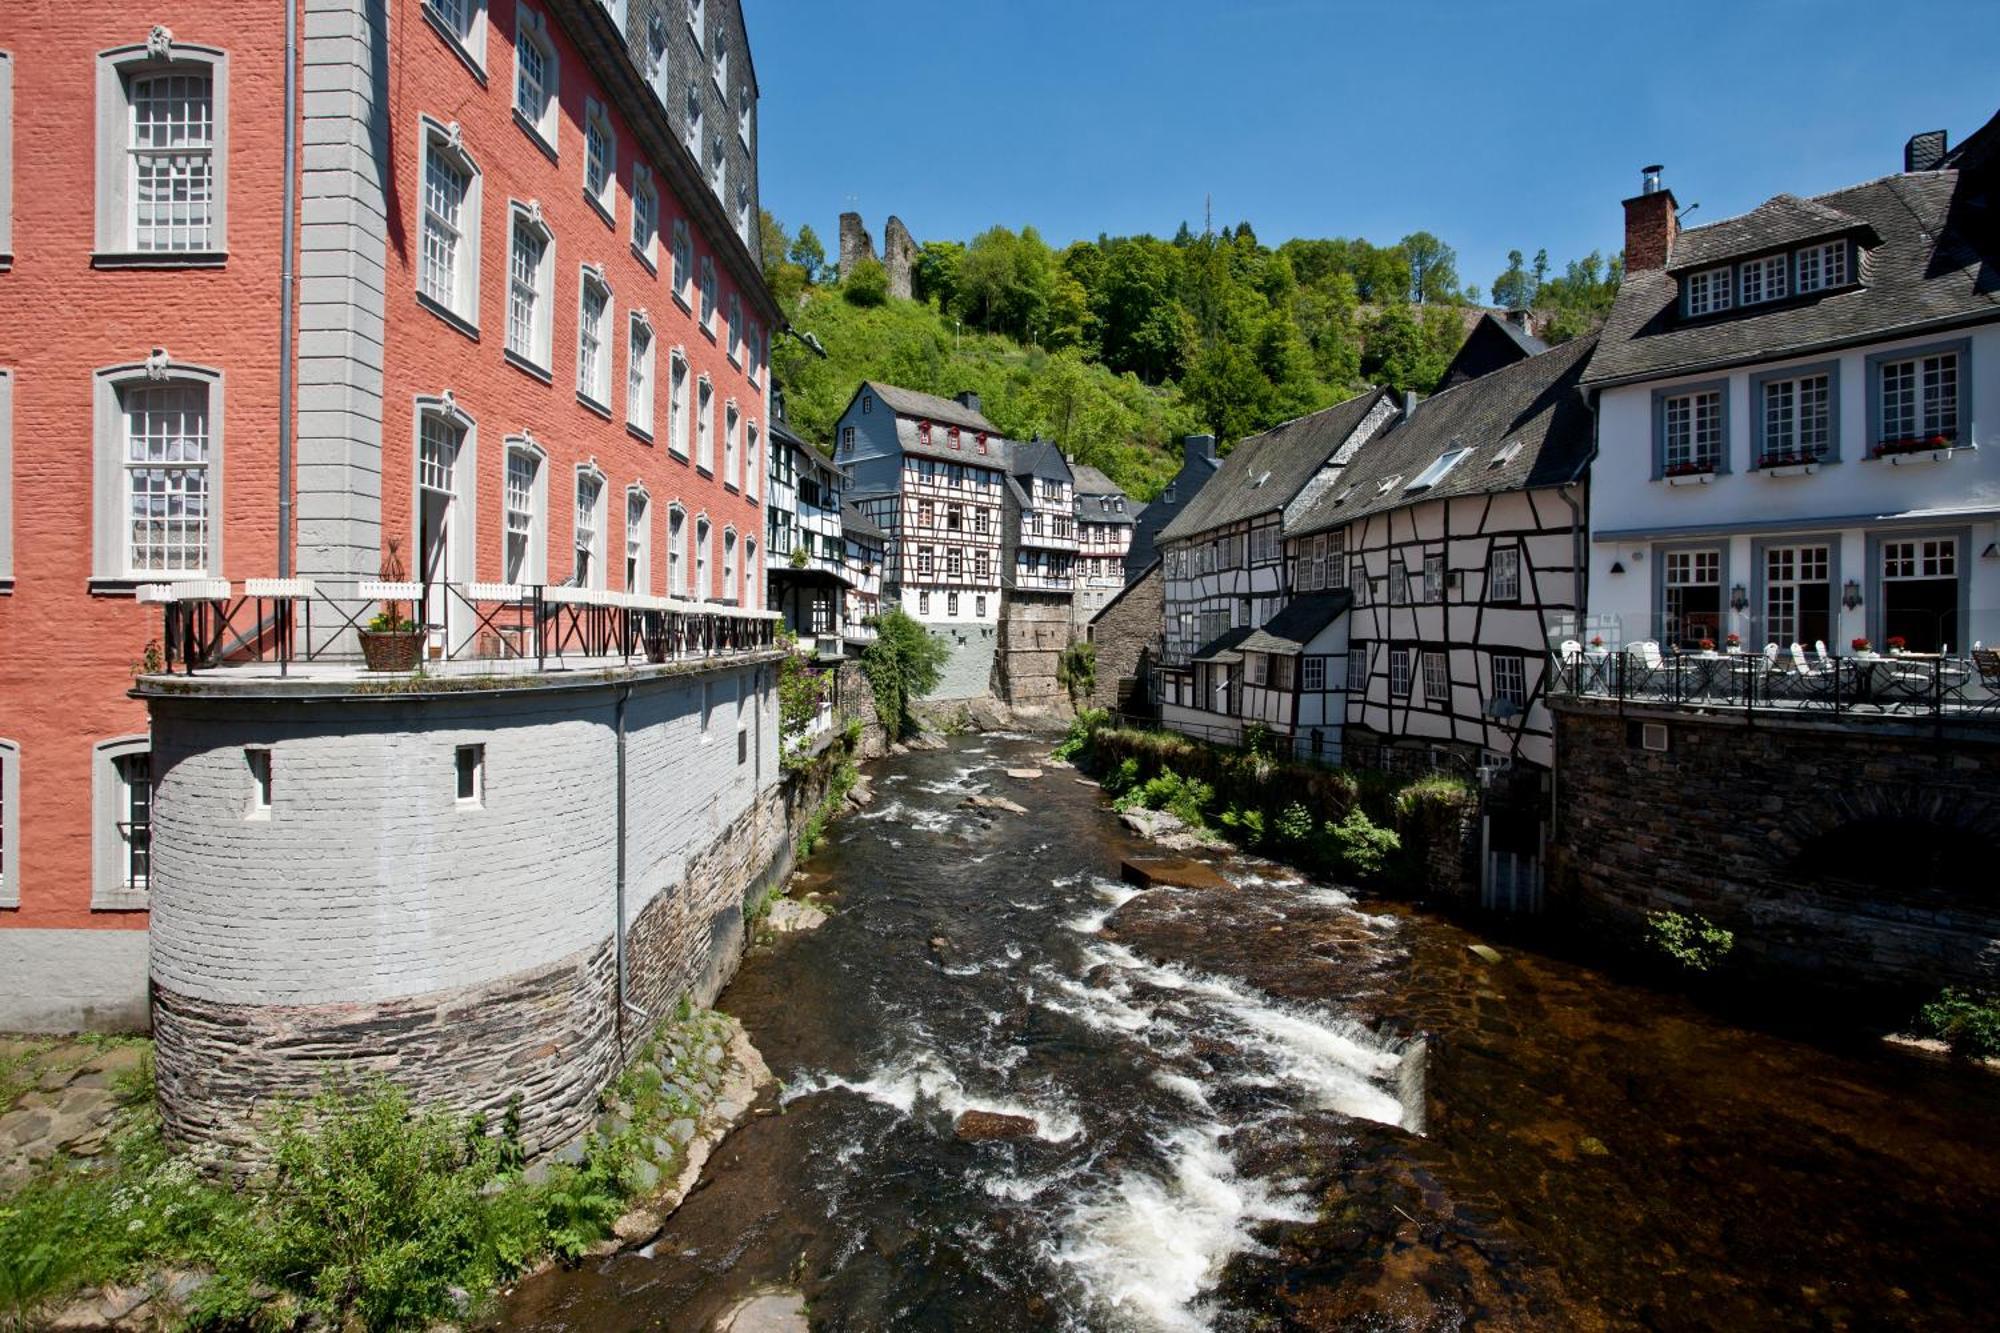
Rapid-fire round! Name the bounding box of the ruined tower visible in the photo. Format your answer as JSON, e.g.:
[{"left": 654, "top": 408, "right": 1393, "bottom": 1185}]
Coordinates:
[
  {"left": 883, "top": 216, "right": 918, "bottom": 301},
  {"left": 837, "top": 212, "right": 875, "bottom": 282}
]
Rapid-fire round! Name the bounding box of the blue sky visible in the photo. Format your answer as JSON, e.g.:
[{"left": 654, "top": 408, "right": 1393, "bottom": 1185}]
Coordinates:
[{"left": 746, "top": 0, "right": 1998, "bottom": 299}]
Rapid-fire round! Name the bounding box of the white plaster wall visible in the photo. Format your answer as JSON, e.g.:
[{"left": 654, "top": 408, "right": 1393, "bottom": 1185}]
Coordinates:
[
  {"left": 0, "top": 929, "right": 150, "bottom": 1033},
  {"left": 1592, "top": 323, "right": 2000, "bottom": 647},
  {"left": 147, "top": 662, "right": 778, "bottom": 1008}
]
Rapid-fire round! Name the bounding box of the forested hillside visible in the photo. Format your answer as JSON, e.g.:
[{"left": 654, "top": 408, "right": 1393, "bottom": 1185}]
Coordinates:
[{"left": 764, "top": 215, "right": 1620, "bottom": 501}]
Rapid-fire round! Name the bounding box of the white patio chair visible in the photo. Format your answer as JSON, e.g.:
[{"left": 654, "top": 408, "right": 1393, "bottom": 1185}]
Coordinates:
[
  {"left": 1638, "top": 640, "right": 1664, "bottom": 670},
  {"left": 1813, "top": 640, "right": 1834, "bottom": 670}
]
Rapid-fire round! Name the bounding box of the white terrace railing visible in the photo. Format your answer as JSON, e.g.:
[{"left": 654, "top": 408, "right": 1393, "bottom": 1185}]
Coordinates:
[{"left": 139, "top": 577, "right": 782, "bottom": 678}]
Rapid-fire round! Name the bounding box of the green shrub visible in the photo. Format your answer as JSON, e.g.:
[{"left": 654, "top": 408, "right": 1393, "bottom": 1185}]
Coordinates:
[
  {"left": 1056, "top": 641, "right": 1096, "bottom": 704},
  {"left": 1216, "top": 804, "right": 1265, "bottom": 848},
  {"left": 1131, "top": 769, "right": 1212, "bottom": 826},
  {"left": 1645, "top": 910, "right": 1736, "bottom": 973},
  {"left": 1051, "top": 707, "right": 1109, "bottom": 762},
  {"left": 1918, "top": 988, "right": 2000, "bottom": 1060},
  {"left": 843, "top": 256, "right": 890, "bottom": 306},
  {"left": 1102, "top": 755, "right": 1141, "bottom": 798},
  {"left": 1320, "top": 807, "right": 1400, "bottom": 882},
  {"left": 860, "top": 608, "right": 950, "bottom": 739},
  {"left": 1241, "top": 723, "right": 1276, "bottom": 758},
  {"left": 1272, "top": 802, "right": 1314, "bottom": 850}
]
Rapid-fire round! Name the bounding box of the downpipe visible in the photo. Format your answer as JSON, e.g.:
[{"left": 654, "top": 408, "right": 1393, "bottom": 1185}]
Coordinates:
[
  {"left": 277, "top": 0, "right": 298, "bottom": 577},
  {"left": 614, "top": 682, "right": 648, "bottom": 1049}
]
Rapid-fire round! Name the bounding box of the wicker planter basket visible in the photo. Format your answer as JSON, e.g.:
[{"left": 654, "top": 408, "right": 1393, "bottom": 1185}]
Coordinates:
[{"left": 358, "top": 629, "right": 424, "bottom": 672}]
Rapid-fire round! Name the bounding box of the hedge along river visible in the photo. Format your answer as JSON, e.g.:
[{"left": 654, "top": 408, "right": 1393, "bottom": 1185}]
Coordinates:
[{"left": 498, "top": 734, "right": 2000, "bottom": 1331}]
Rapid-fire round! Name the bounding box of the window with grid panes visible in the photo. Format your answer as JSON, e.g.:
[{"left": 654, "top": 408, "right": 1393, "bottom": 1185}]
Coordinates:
[
  {"left": 583, "top": 105, "right": 614, "bottom": 215},
  {"left": 504, "top": 446, "right": 538, "bottom": 583},
  {"left": 1389, "top": 648, "right": 1412, "bottom": 697},
  {"left": 627, "top": 315, "right": 654, "bottom": 429},
  {"left": 1302, "top": 656, "right": 1325, "bottom": 691},
  {"left": 1760, "top": 372, "right": 1831, "bottom": 464},
  {"left": 668, "top": 504, "right": 686, "bottom": 595},
  {"left": 1683, "top": 266, "right": 1731, "bottom": 316},
  {"left": 1422, "top": 652, "right": 1449, "bottom": 705},
  {"left": 696, "top": 374, "right": 713, "bottom": 470},
  {"left": 513, "top": 10, "right": 556, "bottom": 142},
  {"left": 1877, "top": 351, "right": 1959, "bottom": 444},
  {"left": 625, "top": 489, "right": 648, "bottom": 590},
  {"left": 631, "top": 168, "right": 657, "bottom": 262},
  {"left": 128, "top": 70, "right": 215, "bottom": 251},
  {"left": 1739, "top": 253, "right": 1787, "bottom": 306},
  {"left": 1763, "top": 544, "right": 1830, "bottom": 648},
  {"left": 576, "top": 270, "right": 611, "bottom": 404},
  {"left": 1795, "top": 240, "right": 1846, "bottom": 292},
  {"left": 1664, "top": 548, "right": 1722, "bottom": 646},
  {"left": 1492, "top": 654, "right": 1526, "bottom": 708},
  {"left": 419, "top": 133, "right": 471, "bottom": 314},
  {"left": 122, "top": 381, "right": 210, "bottom": 575},
  {"left": 574, "top": 471, "right": 602, "bottom": 586},
  {"left": 507, "top": 213, "right": 549, "bottom": 364},
  {"left": 1489, "top": 545, "right": 1520, "bottom": 601},
  {"left": 1347, "top": 644, "right": 1368, "bottom": 691},
  {"left": 117, "top": 751, "right": 152, "bottom": 892},
  {"left": 1662, "top": 389, "right": 1723, "bottom": 472}
]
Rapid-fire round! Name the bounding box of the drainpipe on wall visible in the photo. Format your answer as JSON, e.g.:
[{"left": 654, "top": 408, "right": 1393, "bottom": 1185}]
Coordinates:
[
  {"left": 614, "top": 682, "right": 635, "bottom": 1050},
  {"left": 277, "top": 0, "right": 298, "bottom": 577}
]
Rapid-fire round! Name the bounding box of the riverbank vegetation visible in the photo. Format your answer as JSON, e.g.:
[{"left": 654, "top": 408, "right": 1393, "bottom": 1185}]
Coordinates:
[
  {"left": 765, "top": 213, "right": 1622, "bottom": 498},
  {"left": 0, "top": 1008, "right": 741, "bottom": 1332},
  {"left": 1058, "top": 710, "right": 1474, "bottom": 890},
  {"left": 1919, "top": 989, "right": 2000, "bottom": 1060},
  {"left": 859, "top": 609, "right": 950, "bottom": 740}
]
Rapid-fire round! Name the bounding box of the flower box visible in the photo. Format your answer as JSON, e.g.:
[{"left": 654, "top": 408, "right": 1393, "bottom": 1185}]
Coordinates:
[
  {"left": 1759, "top": 460, "right": 1819, "bottom": 477},
  {"left": 1665, "top": 470, "right": 1716, "bottom": 487},
  {"left": 1873, "top": 435, "right": 1969, "bottom": 465}
]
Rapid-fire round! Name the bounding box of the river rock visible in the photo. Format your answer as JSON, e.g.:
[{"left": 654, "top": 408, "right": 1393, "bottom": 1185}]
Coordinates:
[
  {"left": 714, "top": 1288, "right": 810, "bottom": 1333},
  {"left": 1005, "top": 768, "right": 1044, "bottom": 780},
  {"left": 1119, "top": 808, "right": 1185, "bottom": 839},
  {"left": 955, "top": 1110, "right": 1038, "bottom": 1141},
  {"left": 964, "top": 794, "right": 1028, "bottom": 815},
  {"left": 1121, "top": 856, "right": 1233, "bottom": 892},
  {"left": 765, "top": 898, "right": 828, "bottom": 933}
]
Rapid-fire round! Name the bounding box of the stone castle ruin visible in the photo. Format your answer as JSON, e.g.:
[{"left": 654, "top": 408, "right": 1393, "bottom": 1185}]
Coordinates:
[{"left": 838, "top": 212, "right": 918, "bottom": 301}]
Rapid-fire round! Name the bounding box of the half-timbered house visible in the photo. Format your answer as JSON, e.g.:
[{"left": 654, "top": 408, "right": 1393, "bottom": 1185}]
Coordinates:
[
  {"left": 1155, "top": 387, "right": 1398, "bottom": 744},
  {"left": 1285, "top": 334, "right": 1598, "bottom": 774}
]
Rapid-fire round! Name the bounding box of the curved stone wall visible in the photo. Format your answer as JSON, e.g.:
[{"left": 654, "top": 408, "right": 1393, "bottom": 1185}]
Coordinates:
[{"left": 144, "top": 659, "right": 784, "bottom": 1157}]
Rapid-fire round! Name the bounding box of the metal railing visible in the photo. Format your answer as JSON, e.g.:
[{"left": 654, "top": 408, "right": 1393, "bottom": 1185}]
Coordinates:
[
  {"left": 142, "top": 577, "right": 782, "bottom": 677},
  {"left": 1548, "top": 645, "right": 2000, "bottom": 721}
]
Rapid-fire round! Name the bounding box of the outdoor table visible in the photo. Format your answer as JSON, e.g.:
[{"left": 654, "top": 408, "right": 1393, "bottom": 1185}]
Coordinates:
[
  {"left": 1845, "top": 653, "right": 1943, "bottom": 709},
  {"left": 1676, "top": 650, "right": 1757, "bottom": 701},
  {"left": 1578, "top": 649, "right": 1618, "bottom": 693}
]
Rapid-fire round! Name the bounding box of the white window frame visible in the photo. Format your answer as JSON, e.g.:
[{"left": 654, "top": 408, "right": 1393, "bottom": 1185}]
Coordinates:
[
  {"left": 1795, "top": 239, "right": 1848, "bottom": 294},
  {"left": 1389, "top": 647, "right": 1412, "bottom": 698},
  {"left": 1405, "top": 447, "right": 1468, "bottom": 492},
  {"left": 699, "top": 254, "right": 718, "bottom": 333},
  {"left": 1682, "top": 265, "right": 1732, "bottom": 317},
  {"left": 726, "top": 291, "right": 743, "bottom": 365},
  {"left": 412, "top": 394, "right": 476, "bottom": 623},
  {"left": 712, "top": 29, "right": 728, "bottom": 93},
  {"left": 1421, "top": 651, "right": 1449, "bottom": 706},
  {"left": 92, "top": 735, "right": 152, "bottom": 911},
  {"left": 745, "top": 419, "right": 760, "bottom": 501},
  {"left": 624, "top": 484, "right": 651, "bottom": 592},
  {"left": 1657, "top": 385, "right": 1726, "bottom": 475},
  {"left": 1738, "top": 252, "right": 1788, "bottom": 306},
  {"left": 0, "top": 52, "right": 13, "bottom": 268},
  {"left": 1489, "top": 545, "right": 1521, "bottom": 601},
  {"left": 502, "top": 436, "right": 547, "bottom": 585},
  {"left": 626, "top": 309, "right": 656, "bottom": 436},
  {"left": 724, "top": 398, "right": 740, "bottom": 489},
  {"left": 0, "top": 368, "right": 12, "bottom": 588},
  {"left": 0, "top": 736, "right": 18, "bottom": 908},
  {"left": 91, "top": 359, "right": 224, "bottom": 586},
  {"left": 572, "top": 464, "right": 606, "bottom": 588},
  {"left": 744, "top": 537, "right": 758, "bottom": 610},
  {"left": 1301, "top": 655, "right": 1325, "bottom": 692},
  {"left": 575, "top": 263, "right": 614, "bottom": 408},
  {"left": 687, "top": 0, "right": 706, "bottom": 47},
  {"left": 722, "top": 525, "right": 738, "bottom": 603},
  {"left": 695, "top": 515, "right": 711, "bottom": 600},
  {"left": 644, "top": 12, "right": 671, "bottom": 103},
  {"left": 582, "top": 97, "right": 616, "bottom": 224},
  {"left": 512, "top": 4, "right": 559, "bottom": 152},
  {"left": 671, "top": 217, "right": 693, "bottom": 309},
  {"left": 668, "top": 346, "right": 691, "bottom": 458},
  {"left": 737, "top": 84, "right": 751, "bottom": 147},
  {"left": 505, "top": 200, "right": 556, "bottom": 373},
  {"left": 747, "top": 321, "right": 762, "bottom": 388},
  {"left": 630, "top": 163, "right": 658, "bottom": 269},
  {"left": 696, "top": 373, "right": 715, "bottom": 472},
  {"left": 423, "top": 0, "right": 489, "bottom": 73},
  {"left": 94, "top": 35, "right": 229, "bottom": 264},
  {"left": 416, "top": 115, "right": 482, "bottom": 332},
  {"left": 684, "top": 82, "right": 703, "bottom": 162},
  {"left": 1870, "top": 341, "right": 1966, "bottom": 448},
  {"left": 1492, "top": 654, "right": 1527, "bottom": 709},
  {"left": 667, "top": 502, "right": 687, "bottom": 596},
  {"left": 1347, "top": 643, "right": 1369, "bottom": 692}
]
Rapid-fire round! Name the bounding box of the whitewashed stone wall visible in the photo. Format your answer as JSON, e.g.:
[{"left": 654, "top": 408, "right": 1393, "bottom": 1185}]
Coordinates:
[{"left": 143, "top": 657, "right": 795, "bottom": 1160}]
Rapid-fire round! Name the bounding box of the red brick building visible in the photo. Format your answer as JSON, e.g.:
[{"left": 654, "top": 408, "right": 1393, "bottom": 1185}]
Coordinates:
[{"left": 0, "top": 0, "right": 778, "bottom": 1030}]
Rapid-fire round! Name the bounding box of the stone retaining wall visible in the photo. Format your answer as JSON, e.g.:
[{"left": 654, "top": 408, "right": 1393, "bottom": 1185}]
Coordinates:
[{"left": 1550, "top": 700, "right": 2000, "bottom": 993}]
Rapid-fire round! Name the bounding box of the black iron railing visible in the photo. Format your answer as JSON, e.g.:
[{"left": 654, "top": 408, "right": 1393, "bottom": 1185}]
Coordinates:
[
  {"left": 1547, "top": 646, "right": 1999, "bottom": 721},
  {"left": 143, "top": 577, "right": 782, "bottom": 677}
]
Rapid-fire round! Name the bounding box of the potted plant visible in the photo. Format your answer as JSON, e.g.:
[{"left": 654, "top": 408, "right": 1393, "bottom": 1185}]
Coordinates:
[
  {"left": 1851, "top": 636, "right": 1873, "bottom": 656},
  {"left": 359, "top": 540, "right": 424, "bottom": 672},
  {"left": 1886, "top": 634, "right": 1908, "bottom": 656},
  {"left": 1589, "top": 634, "right": 1605, "bottom": 649},
  {"left": 1698, "top": 638, "right": 1717, "bottom": 653},
  {"left": 1724, "top": 631, "right": 1741, "bottom": 654}
]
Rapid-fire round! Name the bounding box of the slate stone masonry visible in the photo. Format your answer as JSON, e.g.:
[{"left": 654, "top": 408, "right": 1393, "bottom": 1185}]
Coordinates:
[{"left": 1550, "top": 700, "right": 2000, "bottom": 994}]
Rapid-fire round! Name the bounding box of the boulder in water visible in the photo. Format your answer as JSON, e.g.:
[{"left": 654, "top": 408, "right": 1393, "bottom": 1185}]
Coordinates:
[
  {"left": 964, "top": 794, "right": 1028, "bottom": 815},
  {"left": 1121, "top": 856, "right": 1232, "bottom": 892},
  {"left": 954, "top": 1110, "right": 1038, "bottom": 1141},
  {"left": 1005, "top": 767, "right": 1044, "bottom": 780}
]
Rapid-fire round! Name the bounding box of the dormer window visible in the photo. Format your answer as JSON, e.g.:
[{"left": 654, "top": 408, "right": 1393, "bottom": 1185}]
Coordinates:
[
  {"left": 1739, "top": 253, "right": 1787, "bottom": 306},
  {"left": 948, "top": 426, "right": 960, "bottom": 450},
  {"left": 1796, "top": 240, "right": 1848, "bottom": 293},
  {"left": 918, "top": 421, "right": 932, "bottom": 447},
  {"left": 1683, "top": 266, "right": 1732, "bottom": 317}
]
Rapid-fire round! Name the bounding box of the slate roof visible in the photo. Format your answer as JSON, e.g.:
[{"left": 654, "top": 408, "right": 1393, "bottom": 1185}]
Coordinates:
[
  {"left": 1293, "top": 335, "right": 1597, "bottom": 538},
  {"left": 1071, "top": 463, "right": 1135, "bottom": 527},
  {"left": 1237, "top": 591, "right": 1353, "bottom": 655},
  {"left": 1583, "top": 170, "right": 2000, "bottom": 387},
  {"left": 1491, "top": 312, "right": 1548, "bottom": 356},
  {"left": 1190, "top": 624, "right": 1256, "bottom": 663},
  {"left": 892, "top": 416, "right": 1013, "bottom": 469},
  {"left": 861, "top": 381, "right": 1000, "bottom": 434},
  {"left": 1009, "top": 438, "right": 1072, "bottom": 481},
  {"left": 841, "top": 502, "right": 886, "bottom": 542},
  {"left": 1665, "top": 193, "right": 1874, "bottom": 272},
  {"left": 1156, "top": 387, "right": 1394, "bottom": 544},
  {"left": 1069, "top": 463, "right": 1124, "bottom": 498}
]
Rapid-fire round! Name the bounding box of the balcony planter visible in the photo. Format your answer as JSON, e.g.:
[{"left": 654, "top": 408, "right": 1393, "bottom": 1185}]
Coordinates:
[
  {"left": 1758, "top": 457, "right": 1820, "bottom": 476},
  {"left": 1873, "top": 435, "right": 1969, "bottom": 466},
  {"left": 358, "top": 627, "right": 424, "bottom": 672},
  {"left": 1664, "top": 469, "right": 1716, "bottom": 487}
]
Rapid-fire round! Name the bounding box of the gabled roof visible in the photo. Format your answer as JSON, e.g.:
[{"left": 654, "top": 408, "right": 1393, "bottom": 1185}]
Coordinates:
[
  {"left": 1069, "top": 463, "right": 1125, "bottom": 498},
  {"left": 857, "top": 381, "right": 1000, "bottom": 434},
  {"left": 1584, "top": 170, "right": 2000, "bottom": 387},
  {"left": 1439, "top": 312, "right": 1548, "bottom": 390},
  {"left": 1191, "top": 624, "right": 1256, "bottom": 663},
  {"left": 892, "top": 416, "right": 1012, "bottom": 470},
  {"left": 841, "top": 502, "right": 886, "bottom": 541},
  {"left": 1666, "top": 193, "right": 1875, "bottom": 273},
  {"left": 1294, "top": 335, "right": 1596, "bottom": 537},
  {"left": 1009, "top": 438, "right": 1072, "bottom": 482},
  {"left": 1238, "top": 591, "right": 1352, "bottom": 655},
  {"left": 1157, "top": 387, "right": 1394, "bottom": 544}
]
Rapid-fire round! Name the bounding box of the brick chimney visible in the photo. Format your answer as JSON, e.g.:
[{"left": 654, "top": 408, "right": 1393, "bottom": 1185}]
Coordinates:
[
  {"left": 1183, "top": 434, "right": 1216, "bottom": 466},
  {"left": 1622, "top": 164, "right": 1678, "bottom": 273}
]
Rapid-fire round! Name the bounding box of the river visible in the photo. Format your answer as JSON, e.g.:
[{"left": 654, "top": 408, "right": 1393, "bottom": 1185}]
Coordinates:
[{"left": 500, "top": 735, "right": 2000, "bottom": 1331}]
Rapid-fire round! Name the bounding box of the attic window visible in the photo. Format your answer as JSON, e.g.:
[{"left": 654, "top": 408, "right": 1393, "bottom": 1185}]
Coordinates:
[
  {"left": 1739, "top": 253, "right": 1788, "bottom": 306},
  {"left": 918, "top": 420, "right": 932, "bottom": 446},
  {"left": 1797, "top": 240, "right": 1848, "bottom": 292},
  {"left": 1683, "top": 266, "right": 1732, "bottom": 317},
  {"left": 975, "top": 432, "right": 988, "bottom": 455},
  {"left": 1253, "top": 470, "right": 1271, "bottom": 488},
  {"left": 1375, "top": 475, "right": 1402, "bottom": 496},
  {"left": 1405, "top": 448, "right": 1469, "bottom": 492},
  {"left": 1488, "top": 440, "right": 1523, "bottom": 469},
  {"left": 948, "top": 426, "right": 960, "bottom": 450}
]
